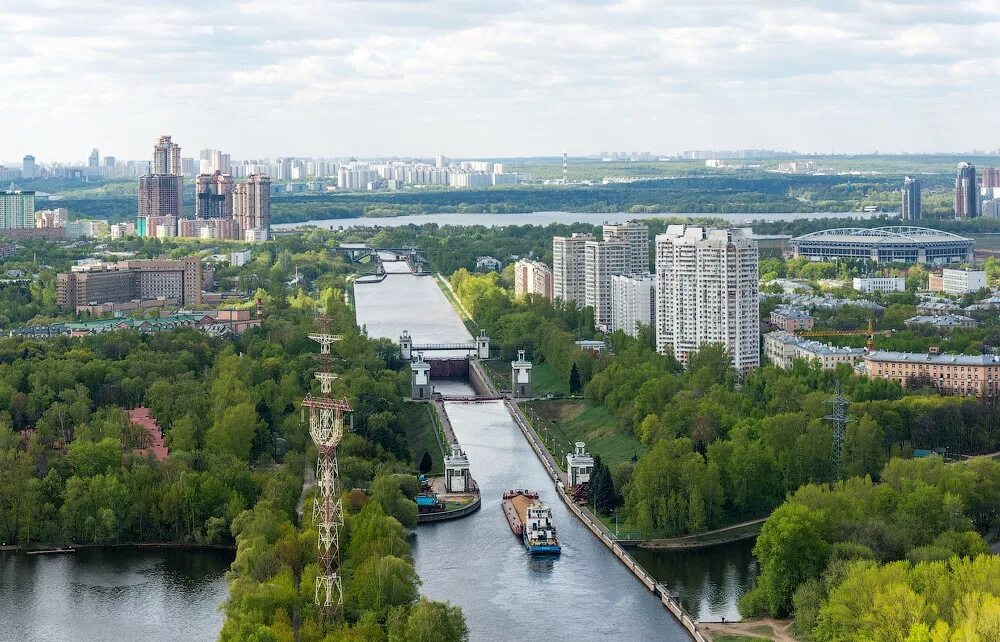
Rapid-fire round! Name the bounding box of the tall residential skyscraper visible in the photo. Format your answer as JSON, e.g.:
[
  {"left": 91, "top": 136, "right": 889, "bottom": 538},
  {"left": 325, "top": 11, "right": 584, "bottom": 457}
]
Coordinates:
[
  {"left": 983, "top": 167, "right": 1000, "bottom": 191},
  {"left": 153, "top": 135, "right": 182, "bottom": 175},
  {"left": 902, "top": 176, "right": 921, "bottom": 222},
  {"left": 233, "top": 174, "right": 271, "bottom": 235},
  {"left": 655, "top": 226, "right": 760, "bottom": 374},
  {"left": 195, "top": 171, "right": 234, "bottom": 219},
  {"left": 138, "top": 175, "right": 182, "bottom": 219},
  {"left": 584, "top": 239, "right": 627, "bottom": 331},
  {"left": 602, "top": 221, "right": 650, "bottom": 274},
  {"left": 21, "top": 155, "right": 35, "bottom": 180},
  {"left": 611, "top": 273, "right": 656, "bottom": 337},
  {"left": 139, "top": 135, "right": 184, "bottom": 227},
  {"left": 552, "top": 233, "right": 594, "bottom": 304},
  {"left": 0, "top": 189, "right": 35, "bottom": 229},
  {"left": 955, "top": 162, "right": 978, "bottom": 218},
  {"left": 88, "top": 148, "right": 100, "bottom": 170}
]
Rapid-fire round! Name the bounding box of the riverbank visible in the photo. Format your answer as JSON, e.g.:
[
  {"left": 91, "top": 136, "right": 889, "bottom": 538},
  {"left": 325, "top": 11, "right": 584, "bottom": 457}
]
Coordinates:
[{"left": 0, "top": 541, "right": 237, "bottom": 553}]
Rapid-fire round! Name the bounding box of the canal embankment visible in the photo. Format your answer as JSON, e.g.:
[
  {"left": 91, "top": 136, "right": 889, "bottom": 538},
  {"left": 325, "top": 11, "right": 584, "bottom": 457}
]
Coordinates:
[{"left": 494, "top": 376, "right": 709, "bottom": 641}]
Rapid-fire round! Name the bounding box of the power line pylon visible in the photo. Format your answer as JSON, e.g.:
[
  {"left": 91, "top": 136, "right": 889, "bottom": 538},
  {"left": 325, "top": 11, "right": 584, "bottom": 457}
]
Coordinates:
[
  {"left": 302, "top": 315, "right": 351, "bottom": 617},
  {"left": 825, "top": 380, "right": 852, "bottom": 477}
]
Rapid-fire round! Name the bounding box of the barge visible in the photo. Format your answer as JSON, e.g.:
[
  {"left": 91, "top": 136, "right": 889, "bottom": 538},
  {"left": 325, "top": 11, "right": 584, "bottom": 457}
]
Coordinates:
[{"left": 502, "top": 489, "right": 561, "bottom": 555}]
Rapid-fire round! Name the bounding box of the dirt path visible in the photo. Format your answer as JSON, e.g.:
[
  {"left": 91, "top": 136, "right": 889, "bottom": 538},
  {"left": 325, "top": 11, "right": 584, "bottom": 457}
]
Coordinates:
[{"left": 701, "top": 618, "right": 796, "bottom": 642}]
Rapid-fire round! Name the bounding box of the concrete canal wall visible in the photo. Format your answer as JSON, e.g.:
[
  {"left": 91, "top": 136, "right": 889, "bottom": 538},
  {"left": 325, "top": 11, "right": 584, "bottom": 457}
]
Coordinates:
[
  {"left": 501, "top": 394, "right": 708, "bottom": 642},
  {"left": 417, "top": 495, "right": 482, "bottom": 523}
]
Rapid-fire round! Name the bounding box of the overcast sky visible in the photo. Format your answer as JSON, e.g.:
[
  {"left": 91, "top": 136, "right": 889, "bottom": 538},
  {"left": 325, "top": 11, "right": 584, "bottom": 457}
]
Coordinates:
[{"left": 2, "top": 0, "right": 999, "bottom": 162}]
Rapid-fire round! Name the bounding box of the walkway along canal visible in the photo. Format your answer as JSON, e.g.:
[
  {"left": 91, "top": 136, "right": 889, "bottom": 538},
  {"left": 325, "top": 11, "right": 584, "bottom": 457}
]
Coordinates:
[{"left": 354, "top": 263, "right": 752, "bottom": 640}]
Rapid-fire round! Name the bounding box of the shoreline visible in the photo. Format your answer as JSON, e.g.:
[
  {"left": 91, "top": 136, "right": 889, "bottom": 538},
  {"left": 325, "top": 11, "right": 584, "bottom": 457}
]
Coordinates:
[{"left": 1, "top": 542, "right": 237, "bottom": 554}]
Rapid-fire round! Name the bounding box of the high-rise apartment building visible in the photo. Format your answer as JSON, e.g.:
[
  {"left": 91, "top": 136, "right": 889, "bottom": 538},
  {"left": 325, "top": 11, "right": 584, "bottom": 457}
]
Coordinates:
[
  {"left": 233, "top": 174, "right": 271, "bottom": 237},
  {"left": 611, "top": 273, "right": 656, "bottom": 337},
  {"left": 956, "top": 162, "right": 978, "bottom": 218},
  {"left": 88, "top": 148, "right": 100, "bottom": 170},
  {"left": 21, "top": 155, "right": 35, "bottom": 180},
  {"left": 902, "top": 176, "right": 921, "bottom": 222},
  {"left": 552, "top": 233, "right": 593, "bottom": 304},
  {"left": 138, "top": 174, "right": 182, "bottom": 220},
  {"left": 513, "top": 259, "right": 554, "bottom": 300},
  {"left": 655, "top": 226, "right": 760, "bottom": 373},
  {"left": 584, "top": 239, "right": 627, "bottom": 331},
  {"left": 0, "top": 189, "right": 35, "bottom": 229},
  {"left": 139, "top": 135, "right": 185, "bottom": 229},
  {"left": 602, "top": 221, "right": 650, "bottom": 274},
  {"left": 195, "top": 171, "right": 234, "bottom": 219},
  {"left": 983, "top": 167, "right": 1000, "bottom": 191},
  {"left": 153, "top": 136, "right": 182, "bottom": 175},
  {"left": 199, "top": 149, "right": 231, "bottom": 175}
]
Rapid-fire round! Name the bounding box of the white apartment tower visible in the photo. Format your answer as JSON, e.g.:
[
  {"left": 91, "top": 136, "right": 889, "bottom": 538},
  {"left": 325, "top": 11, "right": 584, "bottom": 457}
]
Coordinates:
[
  {"left": 611, "top": 273, "right": 656, "bottom": 337},
  {"left": 585, "top": 239, "right": 627, "bottom": 331},
  {"left": 553, "top": 233, "right": 594, "bottom": 304},
  {"left": 602, "top": 221, "right": 650, "bottom": 274},
  {"left": 655, "top": 226, "right": 760, "bottom": 373}
]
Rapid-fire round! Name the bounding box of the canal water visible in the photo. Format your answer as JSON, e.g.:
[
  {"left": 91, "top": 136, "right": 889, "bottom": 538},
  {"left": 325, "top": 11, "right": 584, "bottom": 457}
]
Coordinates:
[
  {"left": 355, "top": 265, "right": 755, "bottom": 640},
  {"left": 0, "top": 547, "right": 233, "bottom": 642}
]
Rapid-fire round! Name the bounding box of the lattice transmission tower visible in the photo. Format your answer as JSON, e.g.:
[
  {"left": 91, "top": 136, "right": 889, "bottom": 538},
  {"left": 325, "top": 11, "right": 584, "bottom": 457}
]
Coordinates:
[
  {"left": 303, "top": 317, "right": 351, "bottom": 615},
  {"left": 825, "top": 380, "right": 851, "bottom": 476}
]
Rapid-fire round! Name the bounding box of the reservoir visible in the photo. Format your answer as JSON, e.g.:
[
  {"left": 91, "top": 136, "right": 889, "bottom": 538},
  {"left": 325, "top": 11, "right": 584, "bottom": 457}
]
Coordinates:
[
  {"left": 0, "top": 547, "right": 233, "bottom": 642},
  {"left": 274, "top": 209, "right": 877, "bottom": 231},
  {"left": 355, "top": 266, "right": 755, "bottom": 640}
]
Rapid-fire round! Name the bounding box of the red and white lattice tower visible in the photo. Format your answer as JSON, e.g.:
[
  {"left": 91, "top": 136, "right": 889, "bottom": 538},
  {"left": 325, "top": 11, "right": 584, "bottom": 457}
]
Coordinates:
[{"left": 303, "top": 327, "right": 351, "bottom": 614}]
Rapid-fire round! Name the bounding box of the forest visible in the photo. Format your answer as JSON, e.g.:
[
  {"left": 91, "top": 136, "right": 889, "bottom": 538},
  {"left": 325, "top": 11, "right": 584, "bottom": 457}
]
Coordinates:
[{"left": 0, "top": 232, "right": 468, "bottom": 642}]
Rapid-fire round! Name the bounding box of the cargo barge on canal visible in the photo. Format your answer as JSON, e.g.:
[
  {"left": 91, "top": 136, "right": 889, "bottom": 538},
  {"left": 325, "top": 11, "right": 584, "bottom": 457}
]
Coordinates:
[{"left": 502, "top": 489, "right": 561, "bottom": 555}]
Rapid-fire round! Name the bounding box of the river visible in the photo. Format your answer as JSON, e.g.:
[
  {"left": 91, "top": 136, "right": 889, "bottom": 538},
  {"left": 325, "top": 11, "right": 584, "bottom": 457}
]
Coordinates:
[
  {"left": 0, "top": 547, "right": 233, "bottom": 642},
  {"left": 355, "top": 265, "right": 756, "bottom": 640},
  {"left": 274, "top": 209, "right": 878, "bottom": 231}
]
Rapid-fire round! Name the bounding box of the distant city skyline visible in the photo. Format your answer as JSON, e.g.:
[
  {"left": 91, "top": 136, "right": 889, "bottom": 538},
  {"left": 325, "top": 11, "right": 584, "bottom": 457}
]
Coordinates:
[{"left": 3, "top": 1, "right": 1000, "bottom": 160}]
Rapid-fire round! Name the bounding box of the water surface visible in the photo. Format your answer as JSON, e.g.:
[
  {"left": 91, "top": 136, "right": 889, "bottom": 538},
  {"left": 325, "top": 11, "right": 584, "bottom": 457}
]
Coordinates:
[{"left": 0, "top": 547, "right": 233, "bottom": 642}]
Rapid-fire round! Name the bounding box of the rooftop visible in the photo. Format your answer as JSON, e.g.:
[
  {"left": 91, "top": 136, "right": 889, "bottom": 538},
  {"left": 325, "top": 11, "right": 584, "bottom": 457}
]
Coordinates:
[
  {"left": 865, "top": 351, "right": 1000, "bottom": 366},
  {"left": 766, "top": 331, "right": 865, "bottom": 357},
  {"left": 792, "top": 226, "right": 972, "bottom": 244}
]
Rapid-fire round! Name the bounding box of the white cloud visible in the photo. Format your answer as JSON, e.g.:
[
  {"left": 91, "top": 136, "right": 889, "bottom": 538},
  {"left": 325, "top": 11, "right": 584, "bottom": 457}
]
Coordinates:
[{"left": 1, "top": 0, "right": 999, "bottom": 160}]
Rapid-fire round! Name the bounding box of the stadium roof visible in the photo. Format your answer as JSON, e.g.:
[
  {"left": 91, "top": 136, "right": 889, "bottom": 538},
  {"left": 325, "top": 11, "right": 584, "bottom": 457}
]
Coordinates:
[{"left": 792, "top": 226, "right": 971, "bottom": 243}]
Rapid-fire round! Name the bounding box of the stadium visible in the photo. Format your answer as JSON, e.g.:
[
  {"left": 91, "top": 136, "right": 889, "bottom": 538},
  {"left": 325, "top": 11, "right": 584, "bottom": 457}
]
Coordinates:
[{"left": 790, "top": 226, "right": 974, "bottom": 264}]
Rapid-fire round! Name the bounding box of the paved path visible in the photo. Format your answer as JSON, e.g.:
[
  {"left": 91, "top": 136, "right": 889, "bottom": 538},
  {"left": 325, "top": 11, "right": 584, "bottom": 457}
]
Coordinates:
[{"left": 701, "top": 618, "right": 797, "bottom": 641}]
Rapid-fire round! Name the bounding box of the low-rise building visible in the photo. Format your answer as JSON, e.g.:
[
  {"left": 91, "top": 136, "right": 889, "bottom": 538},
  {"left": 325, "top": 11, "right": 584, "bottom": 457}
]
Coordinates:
[
  {"left": 916, "top": 301, "right": 961, "bottom": 316},
  {"left": 770, "top": 305, "right": 814, "bottom": 332},
  {"left": 904, "top": 315, "right": 978, "bottom": 330},
  {"left": 928, "top": 272, "right": 944, "bottom": 292},
  {"left": 862, "top": 349, "right": 1000, "bottom": 398},
  {"left": 475, "top": 256, "right": 502, "bottom": 271},
  {"left": 764, "top": 331, "right": 864, "bottom": 370},
  {"left": 852, "top": 276, "right": 905, "bottom": 293},
  {"left": 942, "top": 268, "right": 987, "bottom": 295}
]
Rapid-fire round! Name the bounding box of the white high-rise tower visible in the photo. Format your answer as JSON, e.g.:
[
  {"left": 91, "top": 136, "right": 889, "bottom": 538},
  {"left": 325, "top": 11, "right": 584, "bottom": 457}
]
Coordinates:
[{"left": 655, "top": 225, "right": 760, "bottom": 373}]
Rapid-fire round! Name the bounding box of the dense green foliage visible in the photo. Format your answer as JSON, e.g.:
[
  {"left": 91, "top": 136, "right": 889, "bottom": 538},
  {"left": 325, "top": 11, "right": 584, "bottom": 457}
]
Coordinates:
[{"left": 742, "top": 456, "right": 1000, "bottom": 623}]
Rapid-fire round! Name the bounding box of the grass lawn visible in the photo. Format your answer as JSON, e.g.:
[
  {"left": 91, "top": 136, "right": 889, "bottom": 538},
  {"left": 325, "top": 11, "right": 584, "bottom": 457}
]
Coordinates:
[
  {"left": 525, "top": 398, "right": 646, "bottom": 471},
  {"left": 483, "top": 360, "right": 570, "bottom": 397},
  {"left": 402, "top": 403, "right": 446, "bottom": 476}
]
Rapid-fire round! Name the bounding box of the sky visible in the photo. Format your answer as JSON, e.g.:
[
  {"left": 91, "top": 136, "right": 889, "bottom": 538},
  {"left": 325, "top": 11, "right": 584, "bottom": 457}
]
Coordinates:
[{"left": 2, "top": 0, "right": 1000, "bottom": 162}]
